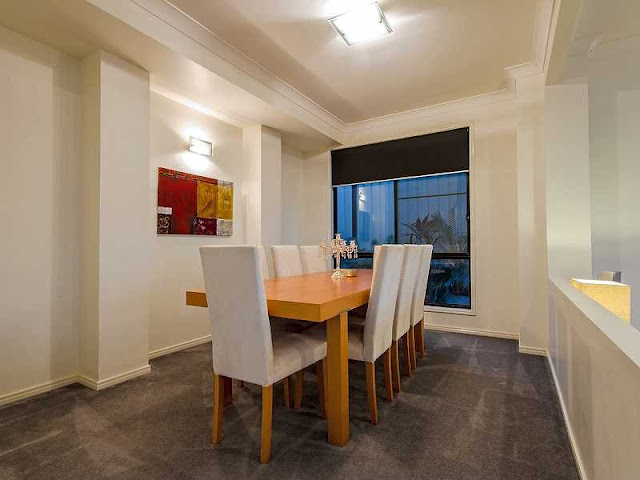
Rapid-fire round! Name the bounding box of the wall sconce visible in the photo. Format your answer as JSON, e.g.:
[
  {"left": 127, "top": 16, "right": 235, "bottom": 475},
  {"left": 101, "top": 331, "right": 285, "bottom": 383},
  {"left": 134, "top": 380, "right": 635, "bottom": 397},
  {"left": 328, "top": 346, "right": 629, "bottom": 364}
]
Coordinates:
[{"left": 189, "top": 136, "right": 213, "bottom": 157}]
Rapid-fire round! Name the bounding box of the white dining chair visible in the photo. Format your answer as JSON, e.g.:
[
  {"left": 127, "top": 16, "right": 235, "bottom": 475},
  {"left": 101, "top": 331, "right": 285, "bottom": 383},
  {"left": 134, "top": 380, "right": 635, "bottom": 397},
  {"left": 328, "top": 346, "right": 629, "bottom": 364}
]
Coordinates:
[
  {"left": 310, "top": 245, "right": 404, "bottom": 424},
  {"left": 271, "top": 245, "right": 303, "bottom": 278},
  {"left": 257, "top": 245, "right": 270, "bottom": 279},
  {"left": 199, "top": 246, "right": 327, "bottom": 463},
  {"left": 410, "top": 245, "right": 434, "bottom": 367},
  {"left": 390, "top": 245, "right": 422, "bottom": 393},
  {"left": 300, "top": 245, "right": 329, "bottom": 274}
]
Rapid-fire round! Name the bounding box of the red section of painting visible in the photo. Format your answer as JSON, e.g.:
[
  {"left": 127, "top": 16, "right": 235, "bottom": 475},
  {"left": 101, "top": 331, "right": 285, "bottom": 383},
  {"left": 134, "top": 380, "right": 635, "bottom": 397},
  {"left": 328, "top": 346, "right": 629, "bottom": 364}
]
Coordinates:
[
  {"left": 193, "top": 218, "right": 217, "bottom": 235},
  {"left": 158, "top": 169, "right": 197, "bottom": 234},
  {"left": 158, "top": 167, "right": 217, "bottom": 185}
]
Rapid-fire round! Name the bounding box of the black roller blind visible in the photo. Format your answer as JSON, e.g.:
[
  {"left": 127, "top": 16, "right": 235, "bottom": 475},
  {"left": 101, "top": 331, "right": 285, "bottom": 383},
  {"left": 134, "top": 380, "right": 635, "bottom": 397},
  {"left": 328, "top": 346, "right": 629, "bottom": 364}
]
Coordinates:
[{"left": 331, "top": 127, "right": 469, "bottom": 186}]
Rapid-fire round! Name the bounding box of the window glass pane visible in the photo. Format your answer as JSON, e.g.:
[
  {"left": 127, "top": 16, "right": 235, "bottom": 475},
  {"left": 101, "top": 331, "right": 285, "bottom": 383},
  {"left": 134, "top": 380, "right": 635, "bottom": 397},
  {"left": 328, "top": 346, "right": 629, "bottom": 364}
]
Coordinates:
[
  {"left": 426, "top": 259, "right": 471, "bottom": 308},
  {"left": 355, "top": 181, "right": 394, "bottom": 253},
  {"left": 333, "top": 171, "right": 471, "bottom": 310},
  {"left": 335, "top": 185, "right": 353, "bottom": 240},
  {"left": 396, "top": 173, "right": 468, "bottom": 254},
  {"left": 341, "top": 256, "right": 373, "bottom": 269}
]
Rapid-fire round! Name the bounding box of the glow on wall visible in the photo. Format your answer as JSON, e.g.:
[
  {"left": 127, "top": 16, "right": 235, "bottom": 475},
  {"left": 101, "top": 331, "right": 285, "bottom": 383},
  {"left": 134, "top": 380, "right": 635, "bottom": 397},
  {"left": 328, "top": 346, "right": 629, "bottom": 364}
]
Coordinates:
[{"left": 157, "top": 167, "right": 233, "bottom": 236}]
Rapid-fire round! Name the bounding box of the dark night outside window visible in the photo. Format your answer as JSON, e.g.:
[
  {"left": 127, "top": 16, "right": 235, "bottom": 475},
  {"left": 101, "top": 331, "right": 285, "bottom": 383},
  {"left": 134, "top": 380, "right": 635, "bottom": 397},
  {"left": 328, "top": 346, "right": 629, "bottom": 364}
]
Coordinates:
[{"left": 334, "top": 172, "right": 471, "bottom": 309}]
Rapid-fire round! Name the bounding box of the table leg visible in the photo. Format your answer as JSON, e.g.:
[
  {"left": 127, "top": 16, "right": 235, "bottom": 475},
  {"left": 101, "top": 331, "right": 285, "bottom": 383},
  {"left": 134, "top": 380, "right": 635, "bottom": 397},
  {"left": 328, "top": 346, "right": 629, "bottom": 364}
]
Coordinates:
[
  {"left": 325, "top": 311, "right": 350, "bottom": 446},
  {"left": 223, "top": 376, "right": 233, "bottom": 407}
]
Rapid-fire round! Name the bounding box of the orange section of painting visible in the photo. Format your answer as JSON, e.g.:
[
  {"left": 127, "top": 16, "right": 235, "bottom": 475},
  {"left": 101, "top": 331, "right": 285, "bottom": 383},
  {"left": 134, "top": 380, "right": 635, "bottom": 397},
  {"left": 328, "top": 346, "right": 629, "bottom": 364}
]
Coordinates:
[
  {"left": 217, "top": 182, "right": 233, "bottom": 220},
  {"left": 197, "top": 181, "right": 218, "bottom": 219}
]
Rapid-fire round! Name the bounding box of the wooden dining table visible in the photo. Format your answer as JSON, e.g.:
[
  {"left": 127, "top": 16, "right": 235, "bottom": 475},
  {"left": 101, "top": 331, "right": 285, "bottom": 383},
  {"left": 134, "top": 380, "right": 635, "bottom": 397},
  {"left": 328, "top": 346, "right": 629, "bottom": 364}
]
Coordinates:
[{"left": 185, "top": 269, "right": 373, "bottom": 447}]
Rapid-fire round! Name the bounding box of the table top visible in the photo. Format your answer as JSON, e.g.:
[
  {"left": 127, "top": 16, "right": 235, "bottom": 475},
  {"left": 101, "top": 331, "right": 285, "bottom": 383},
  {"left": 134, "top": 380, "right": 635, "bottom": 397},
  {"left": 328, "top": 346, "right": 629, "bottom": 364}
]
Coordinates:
[{"left": 186, "top": 270, "right": 373, "bottom": 322}]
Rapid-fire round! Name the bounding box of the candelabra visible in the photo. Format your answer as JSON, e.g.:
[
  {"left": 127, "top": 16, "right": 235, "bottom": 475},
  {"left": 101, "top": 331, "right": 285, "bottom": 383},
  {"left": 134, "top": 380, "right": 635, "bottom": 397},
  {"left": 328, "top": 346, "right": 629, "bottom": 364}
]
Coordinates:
[{"left": 320, "top": 233, "right": 358, "bottom": 279}]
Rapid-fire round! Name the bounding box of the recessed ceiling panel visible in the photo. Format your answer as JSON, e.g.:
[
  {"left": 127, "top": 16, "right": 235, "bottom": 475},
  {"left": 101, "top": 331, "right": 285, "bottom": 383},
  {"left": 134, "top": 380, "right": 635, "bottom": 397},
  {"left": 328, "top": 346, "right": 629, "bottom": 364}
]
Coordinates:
[{"left": 167, "top": 0, "right": 536, "bottom": 123}]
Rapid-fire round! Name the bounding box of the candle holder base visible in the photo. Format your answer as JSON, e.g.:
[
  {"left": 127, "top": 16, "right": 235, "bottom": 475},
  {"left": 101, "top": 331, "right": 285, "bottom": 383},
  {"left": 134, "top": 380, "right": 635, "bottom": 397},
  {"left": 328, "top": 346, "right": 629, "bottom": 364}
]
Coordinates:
[{"left": 332, "top": 268, "right": 347, "bottom": 280}]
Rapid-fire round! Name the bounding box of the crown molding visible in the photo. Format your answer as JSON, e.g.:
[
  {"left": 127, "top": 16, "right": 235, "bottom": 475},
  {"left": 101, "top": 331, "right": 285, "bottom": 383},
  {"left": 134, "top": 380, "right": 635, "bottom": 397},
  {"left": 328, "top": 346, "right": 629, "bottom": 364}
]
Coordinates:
[
  {"left": 88, "top": 0, "right": 557, "bottom": 144},
  {"left": 342, "top": 88, "right": 515, "bottom": 136},
  {"left": 88, "top": 0, "right": 348, "bottom": 142},
  {"left": 150, "top": 84, "right": 251, "bottom": 128}
]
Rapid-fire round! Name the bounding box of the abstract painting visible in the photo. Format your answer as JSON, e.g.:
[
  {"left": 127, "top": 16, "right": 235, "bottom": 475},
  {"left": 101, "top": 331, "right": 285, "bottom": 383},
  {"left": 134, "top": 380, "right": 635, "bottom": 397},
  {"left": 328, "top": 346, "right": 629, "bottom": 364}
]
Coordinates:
[{"left": 157, "top": 167, "right": 233, "bottom": 236}]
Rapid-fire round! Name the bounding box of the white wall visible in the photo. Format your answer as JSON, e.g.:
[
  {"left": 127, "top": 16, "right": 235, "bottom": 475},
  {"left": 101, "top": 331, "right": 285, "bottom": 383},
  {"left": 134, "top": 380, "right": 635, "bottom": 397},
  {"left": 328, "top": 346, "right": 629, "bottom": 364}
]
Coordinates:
[
  {"left": 301, "top": 151, "right": 332, "bottom": 245},
  {"left": 79, "top": 51, "right": 152, "bottom": 384},
  {"left": 587, "top": 38, "right": 640, "bottom": 328},
  {"left": 242, "top": 125, "right": 282, "bottom": 249},
  {"left": 281, "top": 144, "right": 304, "bottom": 245},
  {"left": 545, "top": 84, "right": 593, "bottom": 279},
  {"left": 548, "top": 278, "right": 640, "bottom": 480},
  {"left": 302, "top": 99, "right": 522, "bottom": 338},
  {"left": 516, "top": 74, "right": 549, "bottom": 352},
  {"left": 0, "top": 28, "right": 299, "bottom": 401},
  {"left": 149, "top": 92, "right": 245, "bottom": 354},
  {"left": 260, "top": 127, "right": 282, "bottom": 248},
  {"left": 0, "top": 27, "right": 81, "bottom": 401}
]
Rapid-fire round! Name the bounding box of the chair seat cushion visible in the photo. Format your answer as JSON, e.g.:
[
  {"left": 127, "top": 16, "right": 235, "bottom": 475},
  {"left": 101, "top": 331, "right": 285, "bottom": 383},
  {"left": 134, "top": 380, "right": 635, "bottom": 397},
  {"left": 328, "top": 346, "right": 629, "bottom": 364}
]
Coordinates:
[
  {"left": 348, "top": 315, "right": 366, "bottom": 327},
  {"left": 270, "top": 317, "right": 314, "bottom": 333},
  {"left": 308, "top": 319, "right": 366, "bottom": 362},
  {"left": 350, "top": 304, "right": 368, "bottom": 319},
  {"left": 271, "top": 331, "right": 327, "bottom": 384}
]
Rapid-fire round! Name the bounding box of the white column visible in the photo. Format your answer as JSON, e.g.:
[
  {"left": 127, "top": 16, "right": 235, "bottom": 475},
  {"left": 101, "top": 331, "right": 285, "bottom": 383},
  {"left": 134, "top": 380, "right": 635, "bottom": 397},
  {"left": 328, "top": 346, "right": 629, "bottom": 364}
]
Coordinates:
[
  {"left": 301, "top": 151, "right": 332, "bottom": 245},
  {"left": 242, "top": 125, "right": 282, "bottom": 247},
  {"left": 516, "top": 74, "right": 549, "bottom": 352},
  {"left": 545, "top": 83, "right": 592, "bottom": 279},
  {"left": 79, "top": 51, "right": 151, "bottom": 388}
]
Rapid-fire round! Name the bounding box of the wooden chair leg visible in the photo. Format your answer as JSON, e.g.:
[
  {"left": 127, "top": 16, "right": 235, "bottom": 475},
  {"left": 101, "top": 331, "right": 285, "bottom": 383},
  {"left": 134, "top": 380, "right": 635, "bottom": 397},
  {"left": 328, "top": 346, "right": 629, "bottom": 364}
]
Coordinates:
[
  {"left": 365, "top": 362, "right": 379, "bottom": 425},
  {"left": 294, "top": 370, "right": 304, "bottom": 409},
  {"left": 416, "top": 320, "right": 426, "bottom": 358},
  {"left": 402, "top": 333, "right": 412, "bottom": 377},
  {"left": 260, "top": 385, "right": 273, "bottom": 464},
  {"left": 316, "top": 360, "right": 326, "bottom": 417},
  {"left": 391, "top": 340, "right": 401, "bottom": 393},
  {"left": 223, "top": 376, "right": 233, "bottom": 406},
  {"left": 212, "top": 374, "right": 224, "bottom": 444},
  {"left": 383, "top": 348, "right": 394, "bottom": 402},
  {"left": 408, "top": 326, "right": 417, "bottom": 371},
  {"left": 283, "top": 376, "right": 292, "bottom": 407},
  {"left": 419, "top": 319, "right": 427, "bottom": 357}
]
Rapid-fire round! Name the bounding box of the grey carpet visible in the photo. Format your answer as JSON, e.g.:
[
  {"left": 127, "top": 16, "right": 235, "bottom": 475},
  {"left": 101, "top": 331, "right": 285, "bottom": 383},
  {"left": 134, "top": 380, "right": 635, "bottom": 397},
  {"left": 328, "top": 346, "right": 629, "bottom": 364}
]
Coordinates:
[{"left": 0, "top": 332, "right": 579, "bottom": 480}]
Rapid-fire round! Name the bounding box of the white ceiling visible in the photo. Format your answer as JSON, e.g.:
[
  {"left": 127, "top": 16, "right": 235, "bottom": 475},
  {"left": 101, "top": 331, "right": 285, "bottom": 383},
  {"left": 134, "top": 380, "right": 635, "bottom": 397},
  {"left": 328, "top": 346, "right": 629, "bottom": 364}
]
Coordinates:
[
  {"left": 575, "top": 0, "right": 640, "bottom": 44},
  {"left": 167, "top": 0, "right": 538, "bottom": 124},
  {"left": 0, "top": 0, "right": 338, "bottom": 152},
  {"left": 564, "top": 0, "right": 640, "bottom": 58}
]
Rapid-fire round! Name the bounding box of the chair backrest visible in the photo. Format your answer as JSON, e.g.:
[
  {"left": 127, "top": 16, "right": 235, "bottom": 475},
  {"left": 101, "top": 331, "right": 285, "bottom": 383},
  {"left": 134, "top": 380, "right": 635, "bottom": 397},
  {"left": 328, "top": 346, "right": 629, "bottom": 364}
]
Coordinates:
[
  {"left": 300, "top": 245, "right": 328, "bottom": 274},
  {"left": 200, "top": 246, "right": 274, "bottom": 386},
  {"left": 363, "top": 245, "right": 404, "bottom": 362},
  {"left": 392, "top": 245, "right": 422, "bottom": 341},
  {"left": 373, "top": 244, "right": 381, "bottom": 270},
  {"left": 257, "top": 245, "right": 270, "bottom": 280},
  {"left": 271, "top": 245, "right": 303, "bottom": 278},
  {"left": 411, "top": 245, "right": 434, "bottom": 326}
]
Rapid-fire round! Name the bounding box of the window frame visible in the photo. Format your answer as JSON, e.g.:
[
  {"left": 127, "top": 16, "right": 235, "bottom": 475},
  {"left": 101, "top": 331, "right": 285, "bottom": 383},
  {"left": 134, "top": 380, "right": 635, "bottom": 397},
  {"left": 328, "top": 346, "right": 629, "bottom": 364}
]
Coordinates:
[{"left": 332, "top": 169, "right": 475, "bottom": 315}]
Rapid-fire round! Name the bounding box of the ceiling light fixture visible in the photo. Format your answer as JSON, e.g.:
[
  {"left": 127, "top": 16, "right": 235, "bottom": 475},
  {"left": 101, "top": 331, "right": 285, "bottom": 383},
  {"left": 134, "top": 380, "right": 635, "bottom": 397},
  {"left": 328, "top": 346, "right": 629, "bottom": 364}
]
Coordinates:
[{"left": 329, "top": 2, "right": 392, "bottom": 47}]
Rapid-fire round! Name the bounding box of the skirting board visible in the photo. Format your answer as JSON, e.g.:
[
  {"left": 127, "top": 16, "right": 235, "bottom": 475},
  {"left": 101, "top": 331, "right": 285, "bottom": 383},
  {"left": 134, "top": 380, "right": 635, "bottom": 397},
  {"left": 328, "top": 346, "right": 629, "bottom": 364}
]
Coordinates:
[
  {"left": 148, "top": 335, "right": 212, "bottom": 360},
  {"left": 77, "top": 365, "right": 151, "bottom": 391},
  {"left": 518, "top": 345, "right": 547, "bottom": 356},
  {"left": 426, "top": 323, "right": 519, "bottom": 340},
  {"left": 0, "top": 375, "right": 78, "bottom": 407},
  {"left": 547, "top": 352, "right": 587, "bottom": 480},
  {"left": 0, "top": 365, "right": 152, "bottom": 407}
]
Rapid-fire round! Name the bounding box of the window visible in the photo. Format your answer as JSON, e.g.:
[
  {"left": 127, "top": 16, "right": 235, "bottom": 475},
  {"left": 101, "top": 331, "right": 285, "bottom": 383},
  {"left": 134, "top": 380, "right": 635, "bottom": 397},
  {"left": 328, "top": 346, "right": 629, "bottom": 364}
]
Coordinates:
[{"left": 334, "top": 171, "right": 471, "bottom": 310}]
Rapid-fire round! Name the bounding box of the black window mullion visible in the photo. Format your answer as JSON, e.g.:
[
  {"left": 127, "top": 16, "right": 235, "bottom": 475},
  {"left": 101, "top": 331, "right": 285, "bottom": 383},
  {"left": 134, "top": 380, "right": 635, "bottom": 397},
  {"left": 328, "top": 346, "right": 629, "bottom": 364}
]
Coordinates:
[
  {"left": 351, "top": 185, "right": 357, "bottom": 242},
  {"left": 393, "top": 181, "right": 398, "bottom": 244}
]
